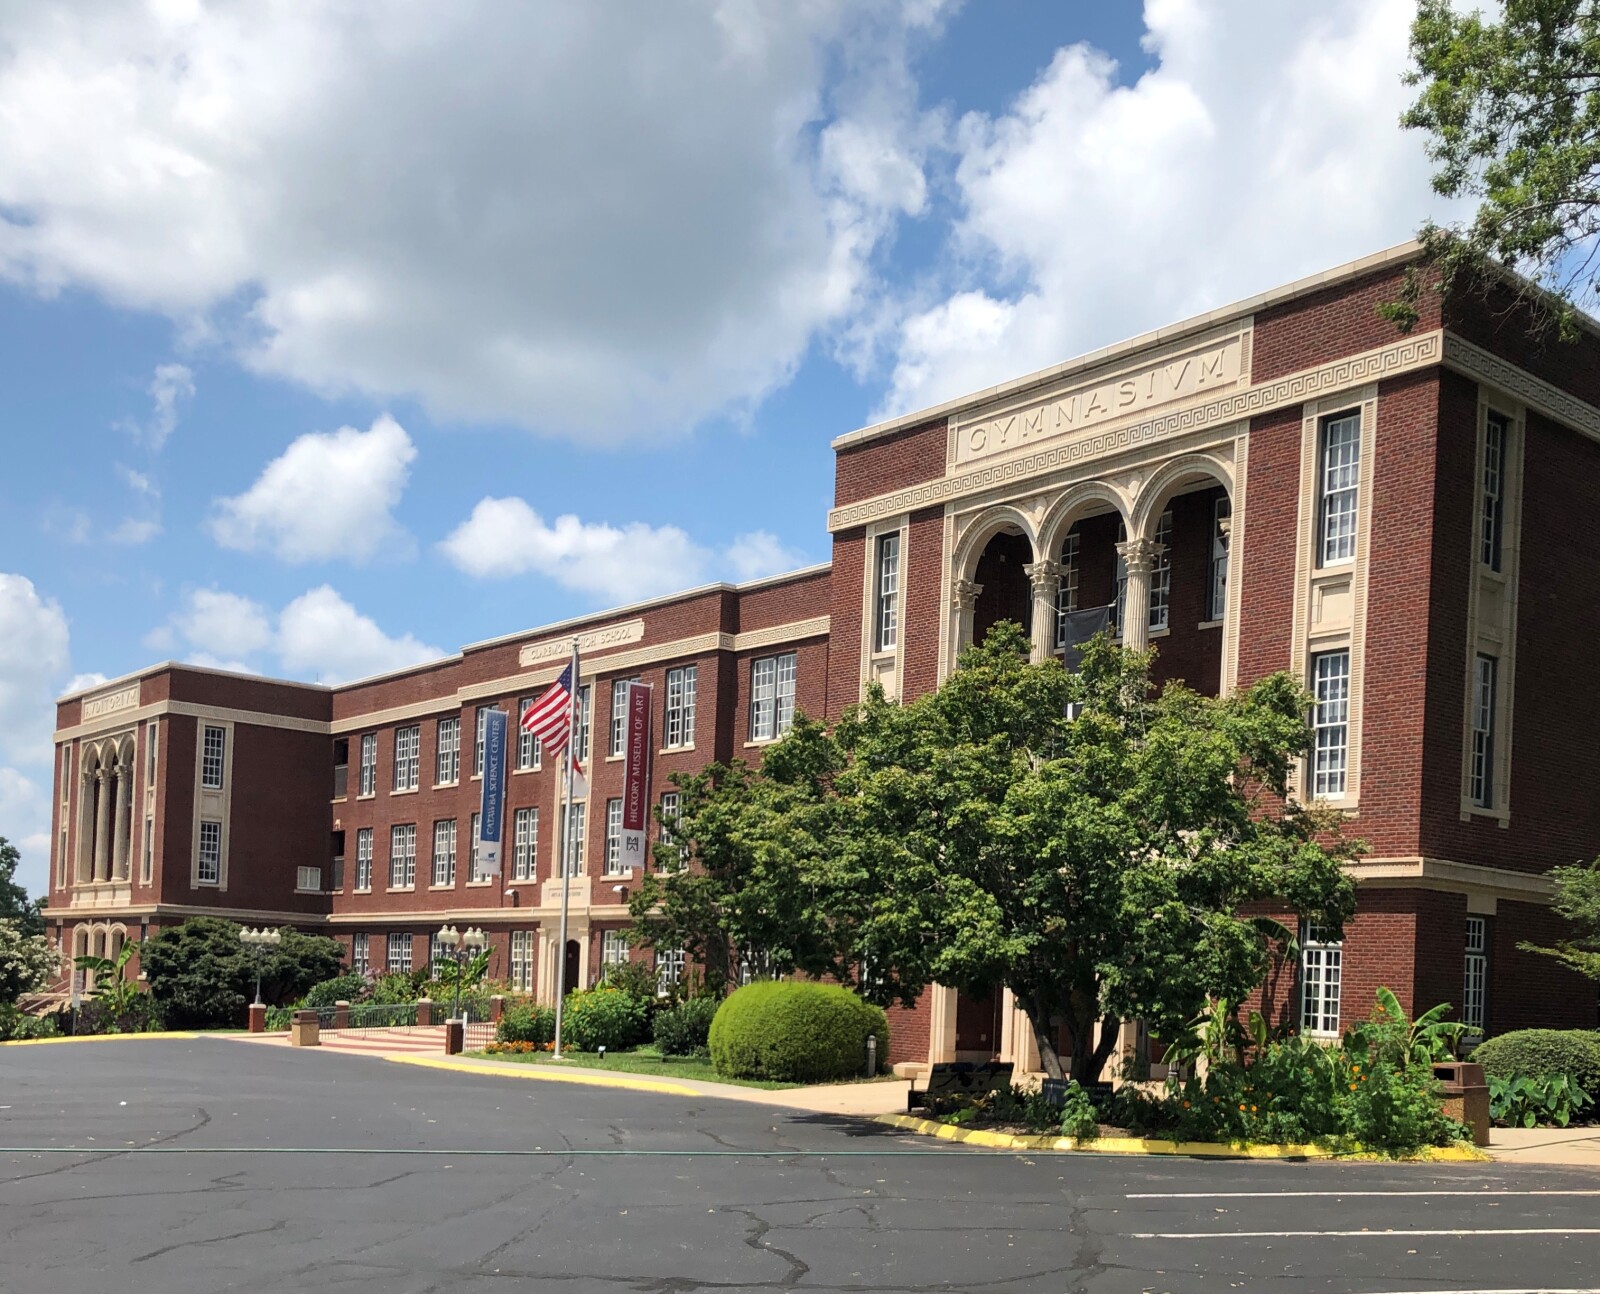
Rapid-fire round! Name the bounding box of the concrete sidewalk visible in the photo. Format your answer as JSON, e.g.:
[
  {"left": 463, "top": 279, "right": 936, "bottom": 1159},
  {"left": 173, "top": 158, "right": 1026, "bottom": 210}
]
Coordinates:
[{"left": 1487, "top": 1124, "right": 1600, "bottom": 1168}]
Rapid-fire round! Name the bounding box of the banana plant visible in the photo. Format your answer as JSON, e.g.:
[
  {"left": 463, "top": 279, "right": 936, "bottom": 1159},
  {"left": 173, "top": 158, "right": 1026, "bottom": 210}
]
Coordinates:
[{"left": 74, "top": 940, "right": 141, "bottom": 1016}]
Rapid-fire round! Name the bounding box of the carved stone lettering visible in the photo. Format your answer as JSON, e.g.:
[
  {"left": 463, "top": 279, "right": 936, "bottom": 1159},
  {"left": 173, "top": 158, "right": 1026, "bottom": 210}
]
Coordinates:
[
  {"left": 519, "top": 619, "right": 646, "bottom": 668},
  {"left": 957, "top": 336, "right": 1245, "bottom": 465},
  {"left": 81, "top": 684, "right": 140, "bottom": 721}
]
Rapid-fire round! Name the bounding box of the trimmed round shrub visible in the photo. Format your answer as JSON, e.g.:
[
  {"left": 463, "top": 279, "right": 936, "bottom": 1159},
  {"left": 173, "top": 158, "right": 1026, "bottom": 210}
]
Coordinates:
[
  {"left": 1473, "top": 1029, "right": 1600, "bottom": 1093},
  {"left": 653, "top": 995, "right": 720, "bottom": 1057},
  {"left": 561, "top": 986, "right": 649, "bottom": 1052},
  {"left": 709, "top": 981, "right": 887, "bottom": 1083},
  {"left": 498, "top": 1002, "right": 556, "bottom": 1046}
]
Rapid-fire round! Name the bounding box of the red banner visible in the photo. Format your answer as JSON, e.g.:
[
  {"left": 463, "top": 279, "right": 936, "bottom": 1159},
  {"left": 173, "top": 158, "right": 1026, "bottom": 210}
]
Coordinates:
[{"left": 620, "top": 681, "right": 654, "bottom": 866}]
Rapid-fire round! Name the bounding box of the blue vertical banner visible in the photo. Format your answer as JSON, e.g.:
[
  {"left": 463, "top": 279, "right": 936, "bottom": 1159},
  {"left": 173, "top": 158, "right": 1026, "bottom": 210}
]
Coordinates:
[{"left": 477, "top": 707, "right": 508, "bottom": 875}]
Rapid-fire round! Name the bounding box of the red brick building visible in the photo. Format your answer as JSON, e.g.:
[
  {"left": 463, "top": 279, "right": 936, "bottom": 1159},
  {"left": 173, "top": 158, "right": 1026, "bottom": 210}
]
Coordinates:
[{"left": 47, "top": 244, "right": 1600, "bottom": 1069}]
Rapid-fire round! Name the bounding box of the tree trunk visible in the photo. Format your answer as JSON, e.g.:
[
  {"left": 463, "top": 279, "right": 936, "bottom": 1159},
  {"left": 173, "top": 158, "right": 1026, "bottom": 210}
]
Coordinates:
[
  {"left": 1070, "top": 1014, "right": 1122, "bottom": 1085},
  {"left": 1016, "top": 993, "right": 1065, "bottom": 1079}
]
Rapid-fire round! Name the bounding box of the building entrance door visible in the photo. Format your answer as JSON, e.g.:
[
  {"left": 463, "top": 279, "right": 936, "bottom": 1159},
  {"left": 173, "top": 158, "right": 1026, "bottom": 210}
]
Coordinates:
[{"left": 564, "top": 940, "right": 581, "bottom": 995}]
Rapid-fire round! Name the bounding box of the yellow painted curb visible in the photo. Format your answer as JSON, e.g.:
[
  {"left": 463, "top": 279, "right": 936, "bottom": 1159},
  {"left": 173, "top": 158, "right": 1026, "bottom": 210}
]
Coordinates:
[
  {"left": 875, "top": 1114, "right": 1489, "bottom": 1162},
  {"left": 0, "top": 1031, "right": 200, "bottom": 1047},
  {"left": 386, "top": 1053, "right": 702, "bottom": 1097}
]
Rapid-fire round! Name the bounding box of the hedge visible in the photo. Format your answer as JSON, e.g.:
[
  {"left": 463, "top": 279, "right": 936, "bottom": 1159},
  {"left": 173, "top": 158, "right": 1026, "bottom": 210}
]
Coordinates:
[
  {"left": 560, "top": 987, "right": 649, "bottom": 1052},
  {"left": 653, "top": 995, "right": 720, "bottom": 1057},
  {"left": 708, "top": 981, "right": 887, "bottom": 1083},
  {"left": 1472, "top": 1029, "right": 1600, "bottom": 1095},
  {"left": 498, "top": 1002, "right": 556, "bottom": 1046}
]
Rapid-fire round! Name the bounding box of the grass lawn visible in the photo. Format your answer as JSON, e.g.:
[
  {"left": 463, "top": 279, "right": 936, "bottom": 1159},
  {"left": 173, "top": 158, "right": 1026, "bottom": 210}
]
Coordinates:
[{"left": 465, "top": 1045, "right": 802, "bottom": 1089}]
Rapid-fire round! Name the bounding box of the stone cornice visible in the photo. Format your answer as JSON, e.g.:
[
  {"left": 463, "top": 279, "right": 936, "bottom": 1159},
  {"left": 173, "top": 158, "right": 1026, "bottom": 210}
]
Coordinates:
[
  {"left": 828, "top": 330, "right": 1444, "bottom": 532},
  {"left": 1348, "top": 855, "right": 1555, "bottom": 900},
  {"left": 1442, "top": 332, "right": 1600, "bottom": 444}
]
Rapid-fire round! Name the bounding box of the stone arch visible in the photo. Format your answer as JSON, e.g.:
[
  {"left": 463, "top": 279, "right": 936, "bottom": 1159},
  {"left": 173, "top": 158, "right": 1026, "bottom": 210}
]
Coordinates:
[
  {"left": 1035, "top": 480, "right": 1134, "bottom": 564},
  {"left": 1129, "top": 451, "right": 1234, "bottom": 541},
  {"left": 951, "top": 504, "right": 1039, "bottom": 584}
]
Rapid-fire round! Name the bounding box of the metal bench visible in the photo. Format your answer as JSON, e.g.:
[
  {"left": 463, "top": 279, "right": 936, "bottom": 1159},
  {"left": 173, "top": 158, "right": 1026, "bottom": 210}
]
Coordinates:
[{"left": 907, "top": 1060, "right": 1014, "bottom": 1111}]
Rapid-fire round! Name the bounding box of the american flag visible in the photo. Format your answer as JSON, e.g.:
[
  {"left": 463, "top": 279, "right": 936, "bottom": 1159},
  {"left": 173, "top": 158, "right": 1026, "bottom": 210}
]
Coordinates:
[{"left": 521, "top": 661, "right": 577, "bottom": 758}]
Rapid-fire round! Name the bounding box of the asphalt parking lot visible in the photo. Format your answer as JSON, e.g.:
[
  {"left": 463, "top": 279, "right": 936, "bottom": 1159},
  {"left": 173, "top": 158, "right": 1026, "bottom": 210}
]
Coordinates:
[{"left": 3, "top": 1038, "right": 1600, "bottom": 1294}]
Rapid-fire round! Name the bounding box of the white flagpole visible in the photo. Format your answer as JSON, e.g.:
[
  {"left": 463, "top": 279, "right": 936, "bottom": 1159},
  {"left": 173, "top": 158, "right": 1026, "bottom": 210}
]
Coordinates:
[{"left": 552, "top": 635, "right": 580, "bottom": 1060}]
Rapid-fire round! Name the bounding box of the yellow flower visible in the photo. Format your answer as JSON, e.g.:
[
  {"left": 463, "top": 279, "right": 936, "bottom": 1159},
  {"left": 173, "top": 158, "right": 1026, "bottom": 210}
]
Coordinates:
[
  {"left": 1348, "top": 1082, "right": 1358, "bottom": 1090},
  {"left": 1238, "top": 1103, "right": 1246, "bottom": 1111},
  {"left": 1250, "top": 1105, "right": 1258, "bottom": 1112}
]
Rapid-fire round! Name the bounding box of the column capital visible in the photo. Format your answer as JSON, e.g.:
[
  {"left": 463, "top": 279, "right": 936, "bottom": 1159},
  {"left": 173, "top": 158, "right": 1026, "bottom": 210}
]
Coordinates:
[
  {"left": 1116, "top": 537, "right": 1165, "bottom": 576},
  {"left": 92, "top": 767, "right": 109, "bottom": 786},
  {"left": 951, "top": 579, "right": 984, "bottom": 612},
  {"left": 1217, "top": 515, "right": 1233, "bottom": 540},
  {"left": 1023, "top": 560, "right": 1062, "bottom": 597}
]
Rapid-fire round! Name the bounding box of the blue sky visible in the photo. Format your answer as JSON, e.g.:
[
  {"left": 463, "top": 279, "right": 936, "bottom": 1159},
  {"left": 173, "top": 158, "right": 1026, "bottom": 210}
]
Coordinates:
[{"left": 0, "top": 0, "right": 1447, "bottom": 895}]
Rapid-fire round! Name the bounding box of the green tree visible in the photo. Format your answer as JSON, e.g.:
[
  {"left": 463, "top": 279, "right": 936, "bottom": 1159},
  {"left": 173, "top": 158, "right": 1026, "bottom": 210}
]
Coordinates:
[
  {"left": 0, "top": 837, "right": 43, "bottom": 937},
  {"left": 141, "top": 917, "right": 344, "bottom": 1028},
  {"left": 1520, "top": 859, "right": 1600, "bottom": 979},
  {"left": 628, "top": 714, "right": 850, "bottom": 996},
  {"left": 75, "top": 939, "right": 141, "bottom": 1016},
  {"left": 1394, "top": 0, "right": 1600, "bottom": 334},
  {"left": 0, "top": 920, "right": 59, "bottom": 1004}
]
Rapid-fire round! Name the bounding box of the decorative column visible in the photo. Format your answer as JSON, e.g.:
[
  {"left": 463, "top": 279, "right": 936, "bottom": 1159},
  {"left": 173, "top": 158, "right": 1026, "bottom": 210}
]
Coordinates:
[
  {"left": 951, "top": 579, "right": 983, "bottom": 653},
  {"left": 76, "top": 771, "right": 94, "bottom": 885},
  {"left": 1023, "top": 560, "right": 1062, "bottom": 664},
  {"left": 1115, "top": 537, "right": 1163, "bottom": 652},
  {"left": 111, "top": 756, "right": 132, "bottom": 881},
  {"left": 92, "top": 767, "right": 112, "bottom": 883}
]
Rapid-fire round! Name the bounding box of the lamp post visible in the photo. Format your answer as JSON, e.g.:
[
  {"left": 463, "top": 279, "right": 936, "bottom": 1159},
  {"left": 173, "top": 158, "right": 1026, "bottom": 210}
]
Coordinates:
[
  {"left": 240, "top": 926, "right": 282, "bottom": 1007},
  {"left": 436, "top": 925, "right": 487, "bottom": 1020}
]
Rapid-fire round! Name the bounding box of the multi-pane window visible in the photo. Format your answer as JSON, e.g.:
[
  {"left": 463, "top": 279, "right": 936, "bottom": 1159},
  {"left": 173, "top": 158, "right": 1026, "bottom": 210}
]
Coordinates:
[
  {"left": 1318, "top": 411, "right": 1361, "bottom": 566},
  {"left": 512, "top": 807, "right": 538, "bottom": 882},
  {"left": 604, "top": 798, "right": 625, "bottom": 875},
  {"left": 517, "top": 697, "right": 541, "bottom": 770},
  {"left": 601, "top": 928, "right": 629, "bottom": 974},
  {"left": 1311, "top": 649, "right": 1351, "bottom": 798},
  {"left": 352, "top": 932, "right": 370, "bottom": 978},
  {"left": 355, "top": 828, "right": 373, "bottom": 890},
  {"left": 1463, "top": 917, "right": 1488, "bottom": 1036},
  {"left": 576, "top": 685, "right": 593, "bottom": 763},
  {"left": 473, "top": 706, "right": 490, "bottom": 777},
  {"left": 750, "top": 652, "right": 798, "bottom": 741},
  {"left": 1300, "top": 924, "right": 1343, "bottom": 1037},
  {"left": 387, "top": 932, "right": 412, "bottom": 975},
  {"left": 141, "top": 815, "right": 153, "bottom": 885},
  {"left": 1470, "top": 654, "right": 1498, "bottom": 808},
  {"left": 393, "top": 726, "right": 419, "bottom": 792},
  {"left": 658, "top": 792, "right": 680, "bottom": 857},
  {"left": 1482, "top": 411, "right": 1507, "bottom": 572},
  {"left": 201, "top": 725, "right": 226, "bottom": 789},
  {"left": 469, "top": 811, "right": 490, "bottom": 882},
  {"left": 656, "top": 946, "right": 686, "bottom": 993},
  {"left": 197, "top": 819, "right": 222, "bottom": 884},
  {"left": 359, "top": 733, "right": 377, "bottom": 796},
  {"left": 431, "top": 819, "right": 457, "bottom": 887},
  {"left": 665, "top": 667, "right": 696, "bottom": 749},
  {"left": 1054, "top": 531, "right": 1081, "bottom": 648},
  {"left": 146, "top": 721, "right": 158, "bottom": 784},
  {"left": 562, "top": 801, "right": 586, "bottom": 877},
  {"left": 1208, "top": 496, "right": 1231, "bottom": 622},
  {"left": 296, "top": 865, "right": 322, "bottom": 891},
  {"left": 429, "top": 934, "right": 451, "bottom": 978},
  {"left": 436, "top": 716, "right": 460, "bottom": 785},
  {"left": 389, "top": 823, "right": 416, "bottom": 888},
  {"left": 510, "top": 930, "right": 534, "bottom": 991},
  {"left": 609, "top": 678, "right": 640, "bottom": 758},
  {"left": 873, "top": 532, "right": 900, "bottom": 652},
  {"left": 1148, "top": 510, "right": 1173, "bottom": 632}
]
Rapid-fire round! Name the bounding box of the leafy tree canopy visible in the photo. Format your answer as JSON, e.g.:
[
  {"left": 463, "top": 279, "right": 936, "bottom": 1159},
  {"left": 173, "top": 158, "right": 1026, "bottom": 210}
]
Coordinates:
[
  {"left": 0, "top": 920, "right": 58, "bottom": 1004},
  {"left": 633, "top": 625, "right": 1358, "bottom": 1084},
  {"left": 141, "top": 917, "right": 343, "bottom": 1028},
  {"left": 1393, "top": 0, "right": 1600, "bottom": 335},
  {"left": 1521, "top": 859, "right": 1600, "bottom": 979},
  {"left": 0, "top": 837, "right": 43, "bottom": 937}
]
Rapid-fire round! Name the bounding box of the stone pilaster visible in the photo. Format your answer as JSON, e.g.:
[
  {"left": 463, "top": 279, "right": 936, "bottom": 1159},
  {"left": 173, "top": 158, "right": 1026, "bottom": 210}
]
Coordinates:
[
  {"left": 92, "top": 768, "right": 111, "bottom": 883},
  {"left": 1023, "top": 560, "right": 1062, "bottom": 663},
  {"left": 1115, "top": 537, "right": 1163, "bottom": 652},
  {"left": 951, "top": 579, "right": 983, "bottom": 654}
]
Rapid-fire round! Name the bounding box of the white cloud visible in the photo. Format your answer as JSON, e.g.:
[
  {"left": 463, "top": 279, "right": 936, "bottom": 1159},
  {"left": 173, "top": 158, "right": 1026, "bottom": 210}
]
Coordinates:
[
  {"left": 440, "top": 498, "right": 809, "bottom": 603},
  {"left": 209, "top": 414, "right": 416, "bottom": 563},
  {"left": 64, "top": 672, "right": 107, "bottom": 694},
  {"left": 0, "top": 3, "right": 952, "bottom": 441},
  {"left": 117, "top": 362, "right": 195, "bottom": 450},
  {"left": 156, "top": 584, "right": 442, "bottom": 686},
  {"left": 876, "top": 0, "right": 1459, "bottom": 418}
]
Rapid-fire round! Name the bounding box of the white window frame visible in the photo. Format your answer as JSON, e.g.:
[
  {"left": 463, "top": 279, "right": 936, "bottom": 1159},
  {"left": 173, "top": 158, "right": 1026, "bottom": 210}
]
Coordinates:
[
  {"left": 296, "top": 865, "right": 322, "bottom": 892},
  {"left": 201, "top": 725, "right": 226, "bottom": 790},
  {"left": 473, "top": 706, "right": 489, "bottom": 778},
  {"left": 436, "top": 716, "right": 460, "bottom": 785},
  {"left": 1148, "top": 509, "right": 1173, "bottom": 632},
  {"left": 1310, "top": 649, "right": 1351, "bottom": 799},
  {"left": 141, "top": 814, "right": 153, "bottom": 885},
  {"left": 197, "top": 819, "right": 222, "bottom": 885},
  {"left": 657, "top": 792, "right": 679, "bottom": 857},
  {"left": 873, "top": 532, "right": 900, "bottom": 652},
  {"left": 146, "top": 720, "right": 158, "bottom": 785},
  {"left": 656, "top": 945, "right": 686, "bottom": 994},
  {"left": 1469, "top": 654, "right": 1498, "bottom": 808},
  {"left": 1054, "top": 530, "right": 1081, "bottom": 649},
  {"left": 1208, "top": 496, "right": 1231, "bottom": 622},
  {"left": 393, "top": 726, "right": 419, "bottom": 792},
  {"left": 601, "top": 928, "right": 629, "bottom": 973},
  {"left": 512, "top": 807, "right": 539, "bottom": 882},
  {"left": 1317, "top": 410, "right": 1361, "bottom": 567},
  {"left": 749, "top": 652, "right": 798, "bottom": 742},
  {"left": 359, "top": 733, "right": 377, "bottom": 796},
  {"left": 353, "top": 932, "right": 370, "bottom": 978},
  {"left": 1481, "top": 411, "right": 1507, "bottom": 572},
  {"left": 562, "top": 801, "right": 586, "bottom": 877},
  {"left": 665, "top": 667, "right": 696, "bottom": 749},
  {"left": 603, "top": 797, "right": 625, "bottom": 875},
  {"left": 1300, "top": 923, "right": 1342, "bottom": 1038},
  {"left": 386, "top": 932, "right": 412, "bottom": 975},
  {"left": 576, "top": 684, "right": 592, "bottom": 763},
  {"left": 610, "top": 677, "right": 639, "bottom": 758},
  {"left": 510, "top": 930, "right": 534, "bottom": 992},
  {"left": 469, "top": 811, "right": 492, "bottom": 882},
  {"left": 389, "top": 823, "right": 416, "bottom": 889},
  {"left": 516, "top": 697, "right": 541, "bottom": 770},
  {"left": 1463, "top": 916, "right": 1488, "bottom": 1037},
  {"left": 354, "top": 827, "right": 373, "bottom": 891},
  {"left": 431, "top": 818, "right": 457, "bottom": 888}
]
